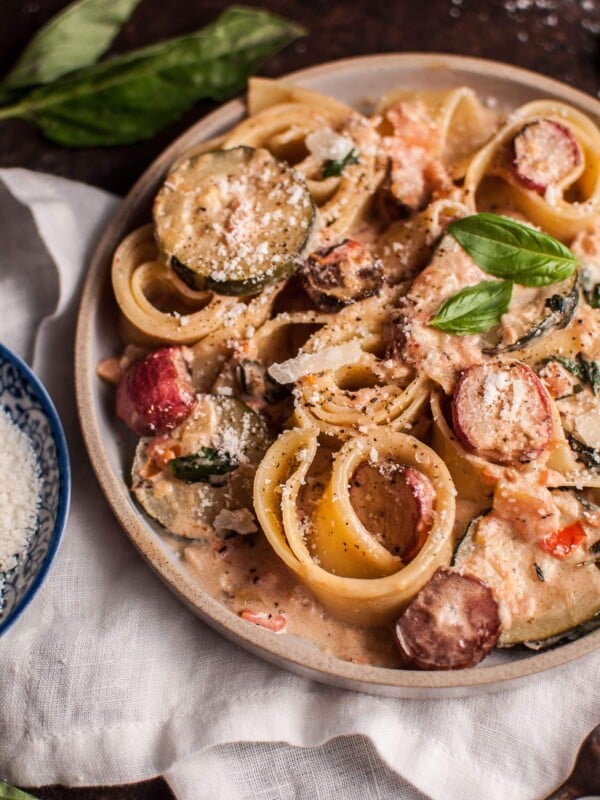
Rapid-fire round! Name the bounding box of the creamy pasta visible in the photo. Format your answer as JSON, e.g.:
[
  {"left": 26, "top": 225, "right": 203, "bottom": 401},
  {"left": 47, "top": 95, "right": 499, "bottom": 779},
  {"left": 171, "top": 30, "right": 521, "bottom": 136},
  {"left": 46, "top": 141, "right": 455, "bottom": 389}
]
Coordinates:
[{"left": 99, "top": 78, "right": 600, "bottom": 670}]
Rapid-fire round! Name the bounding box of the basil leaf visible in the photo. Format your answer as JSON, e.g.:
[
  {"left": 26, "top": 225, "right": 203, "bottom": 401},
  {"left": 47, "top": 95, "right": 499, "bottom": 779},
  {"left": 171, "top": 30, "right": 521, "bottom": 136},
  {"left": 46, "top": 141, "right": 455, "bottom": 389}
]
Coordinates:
[
  {"left": 578, "top": 354, "right": 600, "bottom": 396},
  {"left": 2, "top": 0, "right": 143, "bottom": 90},
  {"left": 0, "top": 7, "right": 305, "bottom": 146},
  {"left": 449, "top": 213, "right": 577, "bottom": 287},
  {"left": 322, "top": 148, "right": 359, "bottom": 178},
  {"left": 429, "top": 280, "right": 513, "bottom": 335},
  {"left": 0, "top": 783, "right": 40, "bottom": 800},
  {"left": 169, "top": 446, "right": 238, "bottom": 483}
]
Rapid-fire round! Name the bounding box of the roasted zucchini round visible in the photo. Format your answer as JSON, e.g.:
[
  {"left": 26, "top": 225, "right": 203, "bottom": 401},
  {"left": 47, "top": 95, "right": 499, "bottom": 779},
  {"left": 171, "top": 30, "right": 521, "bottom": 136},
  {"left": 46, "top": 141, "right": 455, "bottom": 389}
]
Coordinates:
[
  {"left": 132, "top": 394, "right": 271, "bottom": 540},
  {"left": 153, "top": 147, "right": 315, "bottom": 296},
  {"left": 453, "top": 498, "right": 600, "bottom": 648}
]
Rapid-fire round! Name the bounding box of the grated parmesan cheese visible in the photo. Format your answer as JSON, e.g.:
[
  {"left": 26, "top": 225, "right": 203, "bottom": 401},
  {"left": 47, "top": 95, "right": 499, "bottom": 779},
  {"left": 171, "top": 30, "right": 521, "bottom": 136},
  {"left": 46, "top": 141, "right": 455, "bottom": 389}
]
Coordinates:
[
  {"left": 0, "top": 408, "right": 40, "bottom": 581},
  {"left": 268, "top": 340, "right": 363, "bottom": 384}
]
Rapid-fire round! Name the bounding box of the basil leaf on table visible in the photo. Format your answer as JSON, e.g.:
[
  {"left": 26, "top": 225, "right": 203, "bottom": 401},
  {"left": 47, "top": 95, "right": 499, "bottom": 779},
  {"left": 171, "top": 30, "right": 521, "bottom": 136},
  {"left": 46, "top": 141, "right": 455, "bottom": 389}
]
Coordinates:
[
  {"left": 0, "top": 783, "right": 40, "bottom": 800},
  {"left": 449, "top": 213, "right": 578, "bottom": 287},
  {"left": 2, "top": 0, "right": 143, "bottom": 90},
  {"left": 0, "top": 7, "right": 305, "bottom": 146},
  {"left": 429, "top": 280, "right": 513, "bottom": 335}
]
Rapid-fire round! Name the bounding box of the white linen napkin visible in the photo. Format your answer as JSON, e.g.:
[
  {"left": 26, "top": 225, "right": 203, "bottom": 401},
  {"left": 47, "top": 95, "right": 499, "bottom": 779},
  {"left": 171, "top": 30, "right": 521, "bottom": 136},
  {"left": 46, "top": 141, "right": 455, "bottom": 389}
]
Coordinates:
[{"left": 1, "top": 167, "right": 599, "bottom": 800}]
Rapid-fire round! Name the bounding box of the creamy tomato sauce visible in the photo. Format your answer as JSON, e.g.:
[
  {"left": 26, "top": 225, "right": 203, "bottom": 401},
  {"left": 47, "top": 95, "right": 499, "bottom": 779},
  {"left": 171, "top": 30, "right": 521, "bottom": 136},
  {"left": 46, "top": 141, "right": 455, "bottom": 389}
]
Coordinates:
[{"left": 183, "top": 528, "right": 400, "bottom": 666}]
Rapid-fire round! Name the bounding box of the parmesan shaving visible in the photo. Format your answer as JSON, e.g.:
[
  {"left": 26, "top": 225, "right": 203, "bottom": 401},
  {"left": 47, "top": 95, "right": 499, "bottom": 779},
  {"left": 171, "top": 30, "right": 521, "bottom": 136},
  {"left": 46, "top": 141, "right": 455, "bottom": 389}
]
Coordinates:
[
  {"left": 268, "top": 340, "right": 363, "bottom": 384},
  {"left": 305, "top": 128, "right": 355, "bottom": 163}
]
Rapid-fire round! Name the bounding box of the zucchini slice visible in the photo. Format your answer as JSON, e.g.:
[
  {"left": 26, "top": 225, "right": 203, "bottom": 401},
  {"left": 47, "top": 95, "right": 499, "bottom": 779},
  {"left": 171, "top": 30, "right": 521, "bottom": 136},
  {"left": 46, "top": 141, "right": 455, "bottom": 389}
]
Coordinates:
[
  {"left": 153, "top": 147, "right": 315, "bottom": 296},
  {"left": 523, "top": 612, "right": 600, "bottom": 651},
  {"left": 132, "top": 394, "right": 271, "bottom": 540},
  {"left": 453, "top": 496, "right": 600, "bottom": 647}
]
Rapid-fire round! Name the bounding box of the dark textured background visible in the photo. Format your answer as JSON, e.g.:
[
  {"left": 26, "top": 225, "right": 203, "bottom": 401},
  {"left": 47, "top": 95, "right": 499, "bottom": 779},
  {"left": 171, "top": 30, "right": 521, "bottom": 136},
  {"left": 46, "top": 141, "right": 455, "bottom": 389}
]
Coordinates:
[{"left": 2, "top": 0, "right": 598, "bottom": 797}]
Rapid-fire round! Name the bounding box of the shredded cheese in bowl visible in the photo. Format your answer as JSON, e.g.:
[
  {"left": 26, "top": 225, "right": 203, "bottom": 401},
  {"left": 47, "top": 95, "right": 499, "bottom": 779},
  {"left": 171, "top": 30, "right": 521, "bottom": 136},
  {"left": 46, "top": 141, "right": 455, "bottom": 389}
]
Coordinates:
[
  {"left": 0, "top": 343, "right": 70, "bottom": 635},
  {"left": 0, "top": 407, "right": 40, "bottom": 577}
]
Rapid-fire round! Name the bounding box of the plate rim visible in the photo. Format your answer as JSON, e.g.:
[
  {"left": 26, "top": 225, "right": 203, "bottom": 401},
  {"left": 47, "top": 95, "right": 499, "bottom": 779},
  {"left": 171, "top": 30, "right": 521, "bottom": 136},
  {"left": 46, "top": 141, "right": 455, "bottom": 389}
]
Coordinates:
[{"left": 75, "top": 52, "right": 600, "bottom": 696}]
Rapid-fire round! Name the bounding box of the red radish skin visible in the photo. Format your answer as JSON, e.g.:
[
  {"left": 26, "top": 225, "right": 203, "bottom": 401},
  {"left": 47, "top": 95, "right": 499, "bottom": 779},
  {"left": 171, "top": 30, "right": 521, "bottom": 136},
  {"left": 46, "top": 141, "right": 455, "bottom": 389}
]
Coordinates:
[
  {"left": 116, "top": 346, "right": 196, "bottom": 436},
  {"left": 512, "top": 119, "right": 582, "bottom": 195},
  {"left": 349, "top": 462, "right": 435, "bottom": 561},
  {"left": 394, "top": 567, "right": 502, "bottom": 670},
  {"left": 451, "top": 361, "right": 553, "bottom": 464}
]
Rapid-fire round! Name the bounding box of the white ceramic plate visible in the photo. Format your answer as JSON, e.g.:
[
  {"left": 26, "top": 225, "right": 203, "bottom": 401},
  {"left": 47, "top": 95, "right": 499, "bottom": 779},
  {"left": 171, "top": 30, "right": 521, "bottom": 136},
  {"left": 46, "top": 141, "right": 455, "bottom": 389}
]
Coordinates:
[{"left": 75, "top": 54, "right": 600, "bottom": 697}]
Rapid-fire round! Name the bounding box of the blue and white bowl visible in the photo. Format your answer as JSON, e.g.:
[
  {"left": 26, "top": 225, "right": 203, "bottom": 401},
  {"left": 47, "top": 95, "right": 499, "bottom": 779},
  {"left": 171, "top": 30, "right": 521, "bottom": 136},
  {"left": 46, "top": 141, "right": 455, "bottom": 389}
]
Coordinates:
[{"left": 0, "top": 343, "right": 70, "bottom": 635}]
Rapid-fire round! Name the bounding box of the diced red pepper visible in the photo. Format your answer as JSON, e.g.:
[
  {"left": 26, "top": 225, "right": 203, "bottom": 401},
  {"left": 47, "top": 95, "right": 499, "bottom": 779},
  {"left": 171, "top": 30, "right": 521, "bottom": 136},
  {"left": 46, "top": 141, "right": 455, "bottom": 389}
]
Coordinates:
[
  {"left": 539, "top": 521, "right": 586, "bottom": 559},
  {"left": 146, "top": 435, "right": 180, "bottom": 470},
  {"left": 240, "top": 610, "right": 286, "bottom": 632}
]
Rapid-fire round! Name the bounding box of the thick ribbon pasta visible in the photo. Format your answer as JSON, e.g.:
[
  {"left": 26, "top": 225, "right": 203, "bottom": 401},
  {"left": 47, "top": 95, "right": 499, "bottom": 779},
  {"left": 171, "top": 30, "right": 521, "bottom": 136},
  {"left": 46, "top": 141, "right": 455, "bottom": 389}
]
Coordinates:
[
  {"left": 253, "top": 426, "right": 456, "bottom": 625},
  {"left": 376, "top": 86, "right": 499, "bottom": 172},
  {"left": 293, "top": 292, "right": 430, "bottom": 439},
  {"left": 111, "top": 225, "right": 278, "bottom": 345},
  {"left": 464, "top": 100, "right": 600, "bottom": 240}
]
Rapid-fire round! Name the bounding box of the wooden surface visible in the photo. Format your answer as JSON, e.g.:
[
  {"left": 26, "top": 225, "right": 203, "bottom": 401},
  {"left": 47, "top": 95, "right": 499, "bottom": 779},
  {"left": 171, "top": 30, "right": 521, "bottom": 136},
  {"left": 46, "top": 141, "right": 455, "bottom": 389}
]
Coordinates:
[
  {"left": 4, "top": 0, "right": 598, "bottom": 797},
  {"left": 1, "top": 0, "right": 599, "bottom": 196}
]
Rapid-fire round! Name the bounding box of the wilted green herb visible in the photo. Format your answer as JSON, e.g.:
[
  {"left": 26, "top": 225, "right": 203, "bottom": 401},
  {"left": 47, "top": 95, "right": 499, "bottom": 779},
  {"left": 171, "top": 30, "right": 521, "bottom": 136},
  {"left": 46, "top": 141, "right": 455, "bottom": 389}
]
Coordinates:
[{"left": 322, "top": 148, "right": 359, "bottom": 178}]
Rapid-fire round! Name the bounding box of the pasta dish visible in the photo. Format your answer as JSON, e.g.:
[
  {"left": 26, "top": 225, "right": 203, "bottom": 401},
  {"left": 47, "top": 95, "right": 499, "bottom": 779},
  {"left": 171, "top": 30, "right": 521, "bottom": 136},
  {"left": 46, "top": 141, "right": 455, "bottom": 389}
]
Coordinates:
[{"left": 98, "top": 78, "right": 600, "bottom": 670}]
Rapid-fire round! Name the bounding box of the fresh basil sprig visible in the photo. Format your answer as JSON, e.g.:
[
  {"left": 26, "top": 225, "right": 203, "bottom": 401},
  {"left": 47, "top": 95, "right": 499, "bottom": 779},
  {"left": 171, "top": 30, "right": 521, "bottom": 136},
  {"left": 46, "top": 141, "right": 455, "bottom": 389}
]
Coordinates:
[
  {"left": 428, "top": 213, "right": 579, "bottom": 335},
  {"left": 429, "top": 280, "right": 513, "bottom": 335},
  {"left": 448, "top": 213, "right": 577, "bottom": 287},
  {"left": 0, "top": 6, "right": 305, "bottom": 146},
  {"left": 323, "top": 148, "right": 359, "bottom": 178},
  {"left": 2, "top": 0, "right": 143, "bottom": 91},
  {"left": 0, "top": 782, "right": 40, "bottom": 800}
]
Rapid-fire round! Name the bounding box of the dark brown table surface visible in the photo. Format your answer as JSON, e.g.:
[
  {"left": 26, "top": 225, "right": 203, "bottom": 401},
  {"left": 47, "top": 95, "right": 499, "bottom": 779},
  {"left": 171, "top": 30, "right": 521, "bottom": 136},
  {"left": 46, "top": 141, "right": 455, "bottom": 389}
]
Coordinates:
[{"left": 3, "top": 0, "right": 598, "bottom": 797}]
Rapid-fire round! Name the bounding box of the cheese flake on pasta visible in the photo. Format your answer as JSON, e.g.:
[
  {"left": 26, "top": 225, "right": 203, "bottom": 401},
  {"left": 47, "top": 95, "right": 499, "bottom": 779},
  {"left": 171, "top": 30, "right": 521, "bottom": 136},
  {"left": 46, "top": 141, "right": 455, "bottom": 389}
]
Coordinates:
[{"left": 268, "top": 340, "right": 363, "bottom": 384}]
